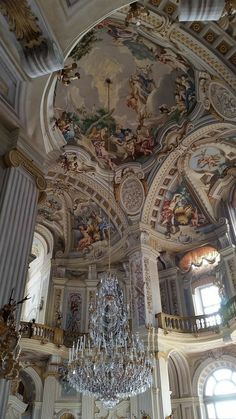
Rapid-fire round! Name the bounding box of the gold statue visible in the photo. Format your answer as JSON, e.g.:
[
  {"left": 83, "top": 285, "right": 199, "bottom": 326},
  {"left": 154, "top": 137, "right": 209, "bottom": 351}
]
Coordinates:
[
  {"left": 58, "top": 63, "right": 81, "bottom": 85},
  {"left": 125, "top": 2, "right": 150, "bottom": 26},
  {"left": 0, "top": 290, "right": 30, "bottom": 379}
]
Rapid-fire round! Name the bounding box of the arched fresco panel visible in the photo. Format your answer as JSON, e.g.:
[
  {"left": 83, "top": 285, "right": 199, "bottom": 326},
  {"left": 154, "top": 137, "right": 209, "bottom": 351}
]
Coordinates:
[{"left": 156, "top": 179, "right": 211, "bottom": 245}]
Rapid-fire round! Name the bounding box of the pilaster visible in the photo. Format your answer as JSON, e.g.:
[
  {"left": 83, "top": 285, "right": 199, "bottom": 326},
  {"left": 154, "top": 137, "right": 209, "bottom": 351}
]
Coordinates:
[
  {"left": 41, "top": 355, "right": 60, "bottom": 419},
  {"left": 127, "top": 229, "right": 161, "bottom": 327},
  {"left": 154, "top": 352, "right": 172, "bottom": 419},
  {"left": 159, "top": 267, "right": 183, "bottom": 316},
  {"left": 82, "top": 395, "right": 94, "bottom": 419},
  {"left": 49, "top": 276, "right": 69, "bottom": 327}
]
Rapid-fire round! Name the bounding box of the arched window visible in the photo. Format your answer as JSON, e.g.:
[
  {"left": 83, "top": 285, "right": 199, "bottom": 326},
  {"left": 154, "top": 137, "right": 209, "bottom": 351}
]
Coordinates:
[{"left": 204, "top": 368, "right": 236, "bottom": 419}]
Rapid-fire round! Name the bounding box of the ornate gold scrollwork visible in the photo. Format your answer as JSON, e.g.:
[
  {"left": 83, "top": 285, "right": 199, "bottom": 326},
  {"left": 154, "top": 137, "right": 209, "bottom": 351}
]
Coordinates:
[
  {"left": 4, "top": 148, "right": 47, "bottom": 191},
  {"left": 0, "top": 0, "right": 45, "bottom": 49},
  {"left": 0, "top": 294, "right": 29, "bottom": 380},
  {"left": 224, "top": 0, "right": 236, "bottom": 15}
]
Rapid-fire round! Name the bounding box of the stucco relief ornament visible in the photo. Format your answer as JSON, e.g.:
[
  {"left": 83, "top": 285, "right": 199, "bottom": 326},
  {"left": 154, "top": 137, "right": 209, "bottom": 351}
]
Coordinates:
[
  {"left": 120, "top": 176, "right": 145, "bottom": 215},
  {"left": 198, "top": 72, "right": 211, "bottom": 111},
  {"left": 114, "top": 169, "right": 146, "bottom": 216},
  {"left": 209, "top": 81, "right": 236, "bottom": 121}
]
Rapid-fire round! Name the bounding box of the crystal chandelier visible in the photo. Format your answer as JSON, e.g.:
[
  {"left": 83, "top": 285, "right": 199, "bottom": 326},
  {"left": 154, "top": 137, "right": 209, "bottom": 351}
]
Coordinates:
[{"left": 62, "top": 273, "right": 153, "bottom": 409}]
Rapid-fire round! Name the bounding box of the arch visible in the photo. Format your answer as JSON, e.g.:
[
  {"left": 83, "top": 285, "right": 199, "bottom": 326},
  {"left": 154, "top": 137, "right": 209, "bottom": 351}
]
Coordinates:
[
  {"left": 23, "top": 366, "right": 43, "bottom": 402},
  {"left": 55, "top": 408, "right": 76, "bottom": 419},
  {"left": 60, "top": 414, "right": 75, "bottom": 419},
  {"left": 35, "top": 224, "right": 54, "bottom": 256},
  {"left": 192, "top": 355, "right": 236, "bottom": 398},
  {"left": 168, "top": 356, "right": 180, "bottom": 399},
  {"left": 168, "top": 350, "right": 192, "bottom": 397},
  {"left": 142, "top": 122, "right": 236, "bottom": 228}
]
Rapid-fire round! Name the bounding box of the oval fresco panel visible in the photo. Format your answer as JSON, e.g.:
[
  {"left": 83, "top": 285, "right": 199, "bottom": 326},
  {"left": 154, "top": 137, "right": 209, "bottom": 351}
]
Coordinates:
[{"left": 54, "top": 18, "right": 197, "bottom": 170}]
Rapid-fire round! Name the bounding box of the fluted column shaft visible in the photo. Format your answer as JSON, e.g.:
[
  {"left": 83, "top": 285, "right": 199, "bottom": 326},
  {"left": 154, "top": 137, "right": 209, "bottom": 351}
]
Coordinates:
[
  {"left": 179, "top": 0, "right": 224, "bottom": 21},
  {"left": 0, "top": 153, "right": 46, "bottom": 416},
  {"left": 0, "top": 167, "right": 38, "bottom": 307}
]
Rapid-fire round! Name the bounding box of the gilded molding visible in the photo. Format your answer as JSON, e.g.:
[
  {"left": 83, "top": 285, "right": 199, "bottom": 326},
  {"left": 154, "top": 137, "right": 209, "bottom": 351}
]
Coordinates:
[
  {"left": 154, "top": 350, "right": 168, "bottom": 360},
  {"left": 0, "top": 0, "right": 45, "bottom": 49},
  {"left": 4, "top": 149, "right": 46, "bottom": 191}
]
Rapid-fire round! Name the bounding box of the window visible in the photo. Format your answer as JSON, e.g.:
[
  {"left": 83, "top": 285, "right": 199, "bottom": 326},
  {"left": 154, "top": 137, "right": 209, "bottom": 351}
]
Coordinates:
[
  {"left": 193, "top": 284, "right": 221, "bottom": 316},
  {"left": 204, "top": 368, "right": 236, "bottom": 419}
]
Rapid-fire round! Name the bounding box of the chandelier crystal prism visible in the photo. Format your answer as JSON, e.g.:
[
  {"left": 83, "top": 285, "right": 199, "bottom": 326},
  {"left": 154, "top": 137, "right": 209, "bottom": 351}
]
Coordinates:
[{"left": 62, "top": 273, "right": 153, "bottom": 409}]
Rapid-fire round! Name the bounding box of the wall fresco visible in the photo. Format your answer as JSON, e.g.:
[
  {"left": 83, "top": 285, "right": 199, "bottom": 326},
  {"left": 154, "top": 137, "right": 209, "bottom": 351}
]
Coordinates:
[
  {"left": 65, "top": 291, "right": 82, "bottom": 333},
  {"left": 72, "top": 199, "right": 115, "bottom": 257},
  {"left": 158, "top": 183, "right": 208, "bottom": 243},
  {"left": 189, "top": 144, "right": 236, "bottom": 192}
]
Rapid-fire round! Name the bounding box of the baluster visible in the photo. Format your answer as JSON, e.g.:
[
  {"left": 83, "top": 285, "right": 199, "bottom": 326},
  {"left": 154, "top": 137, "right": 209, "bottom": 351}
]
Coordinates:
[{"left": 175, "top": 318, "right": 178, "bottom": 331}]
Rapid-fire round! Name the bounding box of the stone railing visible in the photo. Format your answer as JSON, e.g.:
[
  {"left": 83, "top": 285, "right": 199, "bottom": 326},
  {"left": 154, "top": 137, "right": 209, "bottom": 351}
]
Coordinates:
[
  {"left": 156, "top": 295, "right": 236, "bottom": 334},
  {"left": 19, "top": 322, "right": 86, "bottom": 348},
  {"left": 19, "top": 321, "right": 64, "bottom": 347},
  {"left": 19, "top": 296, "right": 236, "bottom": 343}
]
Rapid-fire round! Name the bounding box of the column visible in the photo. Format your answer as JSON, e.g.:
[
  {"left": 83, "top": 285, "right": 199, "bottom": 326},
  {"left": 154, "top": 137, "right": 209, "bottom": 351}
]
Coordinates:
[
  {"left": 179, "top": 0, "right": 225, "bottom": 21},
  {"left": 154, "top": 352, "right": 172, "bottom": 419},
  {"left": 128, "top": 231, "right": 161, "bottom": 327},
  {"left": 82, "top": 395, "right": 94, "bottom": 419},
  {"left": 0, "top": 148, "right": 46, "bottom": 414},
  {"left": 41, "top": 355, "right": 59, "bottom": 419}
]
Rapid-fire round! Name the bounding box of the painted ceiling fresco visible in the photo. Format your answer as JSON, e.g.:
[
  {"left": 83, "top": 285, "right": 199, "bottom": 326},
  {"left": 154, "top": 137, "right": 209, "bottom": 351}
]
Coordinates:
[
  {"left": 54, "top": 18, "right": 196, "bottom": 170},
  {"left": 46, "top": 5, "right": 236, "bottom": 257}
]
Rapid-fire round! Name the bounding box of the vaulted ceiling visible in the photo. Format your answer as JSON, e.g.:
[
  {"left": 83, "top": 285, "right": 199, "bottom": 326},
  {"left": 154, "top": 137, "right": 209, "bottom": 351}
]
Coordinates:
[{"left": 0, "top": 1, "right": 235, "bottom": 264}]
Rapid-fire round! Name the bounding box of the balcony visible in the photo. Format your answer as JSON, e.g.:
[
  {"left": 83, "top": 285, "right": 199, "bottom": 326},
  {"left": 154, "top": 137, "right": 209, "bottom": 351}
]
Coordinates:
[
  {"left": 156, "top": 295, "right": 236, "bottom": 335},
  {"left": 18, "top": 296, "right": 236, "bottom": 355},
  {"left": 19, "top": 321, "right": 85, "bottom": 348}
]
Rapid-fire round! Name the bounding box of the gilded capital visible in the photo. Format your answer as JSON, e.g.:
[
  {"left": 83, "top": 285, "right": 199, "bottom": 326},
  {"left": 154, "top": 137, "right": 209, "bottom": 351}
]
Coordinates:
[{"left": 4, "top": 148, "right": 47, "bottom": 191}]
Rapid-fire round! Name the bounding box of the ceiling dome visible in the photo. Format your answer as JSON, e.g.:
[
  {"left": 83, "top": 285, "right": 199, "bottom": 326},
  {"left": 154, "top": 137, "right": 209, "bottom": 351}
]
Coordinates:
[{"left": 54, "top": 16, "right": 196, "bottom": 170}]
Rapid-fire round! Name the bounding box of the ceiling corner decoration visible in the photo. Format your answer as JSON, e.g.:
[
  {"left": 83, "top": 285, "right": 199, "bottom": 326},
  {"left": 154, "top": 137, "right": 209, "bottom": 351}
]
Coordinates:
[{"left": 0, "top": 0, "right": 63, "bottom": 77}]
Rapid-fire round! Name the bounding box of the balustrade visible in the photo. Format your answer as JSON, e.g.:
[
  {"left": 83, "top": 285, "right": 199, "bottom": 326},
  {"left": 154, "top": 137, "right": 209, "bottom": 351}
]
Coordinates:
[
  {"left": 156, "top": 295, "right": 236, "bottom": 334},
  {"left": 19, "top": 297, "right": 236, "bottom": 344},
  {"left": 19, "top": 321, "right": 64, "bottom": 346}
]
